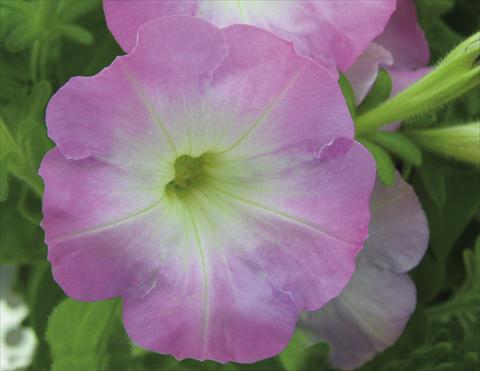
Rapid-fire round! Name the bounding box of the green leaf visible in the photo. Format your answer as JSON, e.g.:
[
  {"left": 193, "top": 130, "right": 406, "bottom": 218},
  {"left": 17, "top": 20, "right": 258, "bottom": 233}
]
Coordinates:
[
  {"left": 289, "top": 342, "right": 334, "bottom": 371},
  {"left": 58, "top": 0, "right": 100, "bottom": 22},
  {"left": 27, "top": 263, "right": 65, "bottom": 371},
  {"left": 366, "top": 131, "right": 423, "bottom": 166},
  {"left": 416, "top": 156, "right": 448, "bottom": 208},
  {"left": 279, "top": 330, "right": 313, "bottom": 371},
  {"left": 37, "top": 0, "right": 60, "bottom": 27},
  {"left": 0, "top": 118, "right": 18, "bottom": 159},
  {"left": 363, "top": 307, "right": 429, "bottom": 369},
  {"left": 357, "top": 68, "right": 392, "bottom": 114},
  {"left": 413, "top": 155, "right": 480, "bottom": 259},
  {"left": 416, "top": 0, "right": 455, "bottom": 30},
  {"left": 359, "top": 138, "right": 396, "bottom": 186},
  {"left": 0, "top": 178, "right": 45, "bottom": 263},
  {"left": 338, "top": 73, "right": 356, "bottom": 118},
  {"left": 47, "top": 298, "right": 131, "bottom": 371},
  {"left": 412, "top": 252, "right": 447, "bottom": 303},
  {"left": 426, "top": 235, "right": 480, "bottom": 322},
  {"left": 0, "top": 157, "right": 9, "bottom": 201},
  {"left": 6, "top": 24, "right": 40, "bottom": 52},
  {"left": 24, "top": 80, "right": 52, "bottom": 123},
  {"left": 28, "top": 263, "right": 65, "bottom": 336},
  {"left": 0, "top": 0, "right": 34, "bottom": 17},
  {"left": 0, "top": 119, "right": 18, "bottom": 200},
  {"left": 412, "top": 155, "right": 479, "bottom": 303},
  {"left": 1, "top": 81, "right": 53, "bottom": 199},
  {"left": 58, "top": 24, "right": 94, "bottom": 45}
]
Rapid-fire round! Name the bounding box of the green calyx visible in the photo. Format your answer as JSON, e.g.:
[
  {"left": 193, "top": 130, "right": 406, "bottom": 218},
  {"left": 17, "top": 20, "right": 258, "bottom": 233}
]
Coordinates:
[
  {"left": 355, "top": 32, "right": 480, "bottom": 135},
  {"left": 166, "top": 154, "right": 208, "bottom": 198},
  {"left": 405, "top": 122, "right": 480, "bottom": 166}
]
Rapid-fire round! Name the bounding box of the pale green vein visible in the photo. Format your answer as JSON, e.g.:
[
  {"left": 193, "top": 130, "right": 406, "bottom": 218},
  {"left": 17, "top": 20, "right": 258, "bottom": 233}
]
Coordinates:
[
  {"left": 53, "top": 196, "right": 165, "bottom": 243},
  {"left": 219, "top": 65, "right": 307, "bottom": 155},
  {"left": 194, "top": 189, "right": 237, "bottom": 306},
  {"left": 184, "top": 201, "right": 210, "bottom": 345},
  {"left": 122, "top": 67, "right": 177, "bottom": 155},
  {"left": 235, "top": 0, "right": 246, "bottom": 22},
  {"left": 208, "top": 184, "right": 355, "bottom": 245},
  {"left": 340, "top": 294, "right": 391, "bottom": 346}
]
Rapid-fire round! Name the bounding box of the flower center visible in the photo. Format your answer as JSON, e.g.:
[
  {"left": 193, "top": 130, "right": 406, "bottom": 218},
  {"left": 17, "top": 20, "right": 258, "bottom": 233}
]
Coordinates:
[{"left": 166, "top": 154, "right": 207, "bottom": 198}]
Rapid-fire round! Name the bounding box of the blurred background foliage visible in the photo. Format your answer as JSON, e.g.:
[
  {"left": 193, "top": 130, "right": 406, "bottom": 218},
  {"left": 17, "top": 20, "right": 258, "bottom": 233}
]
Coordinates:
[{"left": 0, "top": 0, "right": 479, "bottom": 370}]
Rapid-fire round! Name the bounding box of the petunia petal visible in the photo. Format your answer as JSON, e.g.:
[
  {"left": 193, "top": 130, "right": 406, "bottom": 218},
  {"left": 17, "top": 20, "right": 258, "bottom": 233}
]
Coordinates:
[
  {"left": 39, "top": 148, "right": 166, "bottom": 299},
  {"left": 46, "top": 16, "right": 229, "bottom": 162},
  {"left": 390, "top": 67, "right": 432, "bottom": 97},
  {"left": 304, "top": 0, "right": 396, "bottom": 70},
  {"left": 40, "top": 149, "right": 163, "bottom": 245},
  {"left": 103, "top": 1, "right": 197, "bottom": 53},
  {"left": 375, "top": 0, "right": 430, "bottom": 70},
  {"left": 299, "top": 257, "right": 417, "bottom": 370},
  {"left": 103, "top": 0, "right": 396, "bottom": 70},
  {"left": 209, "top": 24, "right": 355, "bottom": 154},
  {"left": 122, "top": 250, "right": 299, "bottom": 363},
  {"left": 297, "top": 174, "right": 428, "bottom": 369},
  {"left": 123, "top": 141, "right": 375, "bottom": 362},
  {"left": 362, "top": 173, "right": 429, "bottom": 273}
]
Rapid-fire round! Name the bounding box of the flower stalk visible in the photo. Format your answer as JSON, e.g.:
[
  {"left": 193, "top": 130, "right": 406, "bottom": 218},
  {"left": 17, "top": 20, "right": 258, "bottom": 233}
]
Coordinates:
[{"left": 355, "top": 33, "right": 480, "bottom": 135}]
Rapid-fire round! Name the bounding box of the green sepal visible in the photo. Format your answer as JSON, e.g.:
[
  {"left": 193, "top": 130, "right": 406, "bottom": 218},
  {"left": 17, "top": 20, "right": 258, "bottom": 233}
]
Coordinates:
[
  {"left": 366, "top": 131, "right": 423, "bottom": 166},
  {"left": 359, "top": 138, "right": 396, "bottom": 186},
  {"left": 338, "top": 73, "right": 356, "bottom": 118},
  {"left": 357, "top": 68, "right": 392, "bottom": 114},
  {"left": 0, "top": 179, "right": 46, "bottom": 264},
  {"left": 405, "top": 122, "right": 480, "bottom": 166},
  {"left": 355, "top": 32, "right": 480, "bottom": 134}
]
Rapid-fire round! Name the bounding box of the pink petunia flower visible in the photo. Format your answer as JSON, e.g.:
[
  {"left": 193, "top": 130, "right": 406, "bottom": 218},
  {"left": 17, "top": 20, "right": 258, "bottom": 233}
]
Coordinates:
[
  {"left": 103, "top": 0, "right": 430, "bottom": 119},
  {"left": 298, "top": 173, "right": 429, "bottom": 369},
  {"left": 101, "top": 1, "right": 431, "bottom": 367},
  {"left": 103, "top": 0, "right": 396, "bottom": 72},
  {"left": 40, "top": 17, "right": 376, "bottom": 362}
]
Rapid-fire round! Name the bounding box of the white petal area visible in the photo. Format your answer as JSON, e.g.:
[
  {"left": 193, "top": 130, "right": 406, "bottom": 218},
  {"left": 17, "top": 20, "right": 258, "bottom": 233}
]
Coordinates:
[
  {"left": 47, "top": 195, "right": 189, "bottom": 300},
  {"left": 197, "top": 1, "right": 301, "bottom": 29},
  {"left": 299, "top": 255, "right": 417, "bottom": 370},
  {"left": 208, "top": 140, "right": 375, "bottom": 247},
  {"left": 190, "top": 181, "right": 361, "bottom": 312},
  {"left": 40, "top": 149, "right": 168, "bottom": 246}
]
